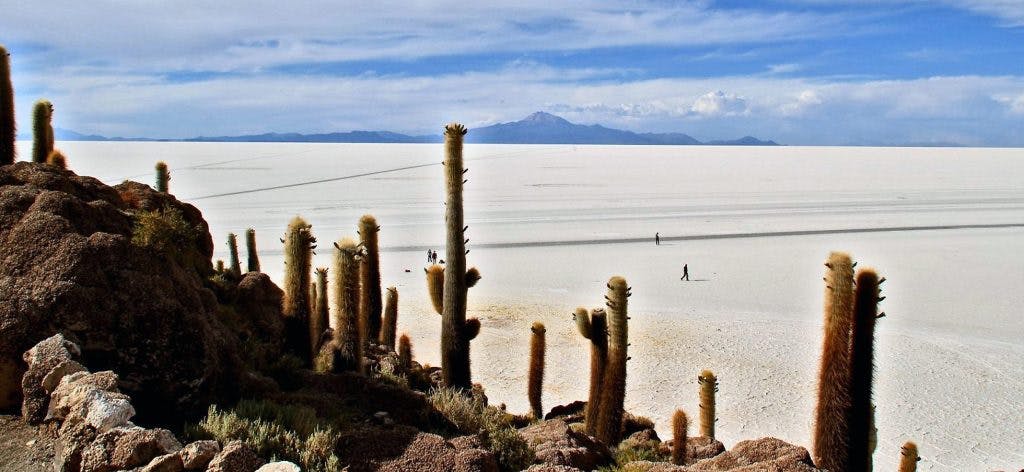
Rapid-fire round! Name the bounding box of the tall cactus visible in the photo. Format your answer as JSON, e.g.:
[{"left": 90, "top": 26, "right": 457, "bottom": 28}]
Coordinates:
[
  {"left": 698, "top": 369, "right": 718, "bottom": 439},
  {"left": 155, "top": 161, "right": 170, "bottom": 193},
  {"left": 227, "top": 233, "right": 241, "bottom": 277},
  {"left": 574, "top": 306, "right": 608, "bottom": 436},
  {"left": 331, "top": 237, "right": 363, "bottom": 372},
  {"left": 311, "top": 268, "right": 329, "bottom": 362},
  {"left": 440, "top": 122, "right": 481, "bottom": 390},
  {"left": 848, "top": 269, "right": 882, "bottom": 472},
  {"left": 380, "top": 287, "right": 398, "bottom": 350},
  {"left": 398, "top": 333, "right": 412, "bottom": 372},
  {"left": 596, "top": 276, "right": 630, "bottom": 445},
  {"left": 813, "top": 252, "right": 855, "bottom": 471},
  {"left": 1, "top": 45, "right": 14, "bottom": 165},
  {"left": 358, "top": 214, "right": 383, "bottom": 343},
  {"left": 245, "top": 228, "right": 260, "bottom": 273},
  {"left": 528, "top": 321, "right": 546, "bottom": 420},
  {"left": 898, "top": 441, "right": 919, "bottom": 472},
  {"left": 672, "top": 409, "right": 689, "bottom": 466},
  {"left": 281, "top": 216, "right": 316, "bottom": 365},
  {"left": 32, "top": 100, "right": 53, "bottom": 164}
]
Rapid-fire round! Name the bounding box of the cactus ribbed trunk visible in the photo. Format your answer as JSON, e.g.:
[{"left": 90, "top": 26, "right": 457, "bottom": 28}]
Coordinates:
[
  {"left": 332, "top": 238, "right": 362, "bottom": 373},
  {"left": 282, "top": 217, "right": 315, "bottom": 365},
  {"left": 1, "top": 46, "right": 14, "bottom": 166},
  {"left": 441, "top": 123, "right": 471, "bottom": 390},
  {"left": 359, "top": 214, "right": 383, "bottom": 344},
  {"left": 814, "top": 251, "right": 855, "bottom": 472},
  {"left": 311, "top": 268, "right": 329, "bottom": 362},
  {"left": 898, "top": 442, "right": 918, "bottom": 472},
  {"left": 155, "top": 161, "right": 169, "bottom": 193},
  {"left": 32, "top": 100, "right": 52, "bottom": 164},
  {"left": 380, "top": 287, "right": 398, "bottom": 350},
  {"left": 848, "top": 269, "right": 880, "bottom": 472},
  {"left": 575, "top": 307, "right": 608, "bottom": 436},
  {"left": 528, "top": 322, "right": 546, "bottom": 420},
  {"left": 699, "top": 369, "right": 717, "bottom": 439},
  {"left": 596, "top": 276, "right": 629, "bottom": 446},
  {"left": 227, "top": 233, "right": 241, "bottom": 277},
  {"left": 398, "top": 334, "right": 412, "bottom": 371},
  {"left": 245, "top": 228, "right": 260, "bottom": 273},
  {"left": 672, "top": 409, "right": 688, "bottom": 466}
]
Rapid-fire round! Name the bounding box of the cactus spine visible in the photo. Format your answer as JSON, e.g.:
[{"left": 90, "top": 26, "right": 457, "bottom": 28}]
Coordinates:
[
  {"left": 358, "top": 214, "right": 383, "bottom": 343},
  {"left": 1, "top": 45, "right": 14, "bottom": 165},
  {"left": 848, "top": 269, "right": 881, "bottom": 472},
  {"left": 528, "top": 321, "right": 546, "bottom": 420},
  {"left": 672, "top": 409, "right": 689, "bottom": 466},
  {"left": 227, "top": 233, "right": 241, "bottom": 277},
  {"left": 32, "top": 100, "right": 53, "bottom": 164},
  {"left": 813, "top": 252, "right": 855, "bottom": 471},
  {"left": 898, "top": 441, "right": 919, "bottom": 472},
  {"left": 575, "top": 306, "right": 608, "bottom": 436},
  {"left": 698, "top": 369, "right": 718, "bottom": 439},
  {"left": 155, "top": 161, "right": 170, "bottom": 193},
  {"left": 596, "top": 276, "right": 630, "bottom": 445},
  {"left": 282, "top": 217, "right": 316, "bottom": 365},
  {"left": 245, "top": 228, "right": 260, "bottom": 273},
  {"left": 331, "top": 237, "right": 362, "bottom": 372},
  {"left": 46, "top": 150, "right": 67, "bottom": 169},
  {"left": 380, "top": 287, "right": 398, "bottom": 350},
  {"left": 440, "top": 122, "right": 481, "bottom": 390},
  {"left": 398, "top": 333, "right": 412, "bottom": 372},
  {"left": 311, "top": 267, "right": 329, "bottom": 362}
]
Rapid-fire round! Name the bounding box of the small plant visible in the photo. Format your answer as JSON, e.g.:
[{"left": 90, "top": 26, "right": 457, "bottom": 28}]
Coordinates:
[
  {"left": 155, "top": 161, "right": 170, "bottom": 193},
  {"left": 358, "top": 215, "right": 383, "bottom": 343},
  {"left": 245, "top": 228, "right": 260, "bottom": 272},
  {"left": 671, "top": 409, "right": 688, "bottom": 465},
  {"left": 528, "top": 321, "right": 546, "bottom": 420},
  {"left": 131, "top": 206, "right": 198, "bottom": 263},
  {"left": 380, "top": 286, "right": 398, "bottom": 350},
  {"left": 698, "top": 369, "right": 718, "bottom": 439},
  {"left": 1, "top": 45, "right": 15, "bottom": 166},
  {"left": 31, "top": 100, "right": 53, "bottom": 163},
  {"left": 215, "top": 259, "right": 224, "bottom": 273},
  {"left": 282, "top": 216, "right": 316, "bottom": 365},
  {"left": 898, "top": 441, "right": 919, "bottom": 472},
  {"left": 227, "top": 232, "right": 241, "bottom": 277},
  {"left": 45, "top": 150, "right": 67, "bottom": 169}
]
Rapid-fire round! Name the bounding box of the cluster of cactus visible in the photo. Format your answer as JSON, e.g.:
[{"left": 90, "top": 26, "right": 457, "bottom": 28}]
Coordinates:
[
  {"left": 528, "top": 322, "right": 546, "bottom": 420},
  {"left": 813, "top": 251, "right": 885, "bottom": 472},
  {"left": 573, "top": 277, "right": 630, "bottom": 445},
  {"left": 424, "top": 123, "right": 483, "bottom": 390},
  {"left": 155, "top": 161, "right": 170, "bottom": 193},
  {"left": 281, "top": 216, "right": 317, "bottom": 365},
  {"left": 1, "top": 45, "right": 13, "bottom": 165}
]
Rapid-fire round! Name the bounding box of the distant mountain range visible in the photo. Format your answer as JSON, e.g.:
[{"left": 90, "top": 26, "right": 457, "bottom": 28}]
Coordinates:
[{"left": 39, "top": 112, "right": 779, "bottom": 146}]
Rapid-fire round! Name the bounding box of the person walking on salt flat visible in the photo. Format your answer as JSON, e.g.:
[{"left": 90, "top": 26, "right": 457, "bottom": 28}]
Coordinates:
[
  {"left": 655, "top": 232, "right": 660, "bottom": 245},
  {"left": 681, "top": 264, "right": 689, "bottom": 281}
]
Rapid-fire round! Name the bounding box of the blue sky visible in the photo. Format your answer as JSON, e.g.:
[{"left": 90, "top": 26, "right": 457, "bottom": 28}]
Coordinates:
[{"left": 2, "top": 0, "right": 1023, "bottom": 145}]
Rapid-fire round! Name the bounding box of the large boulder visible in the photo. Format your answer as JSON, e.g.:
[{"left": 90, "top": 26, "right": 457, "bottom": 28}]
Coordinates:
[
  {"left": 178, "top": 439, "right": 220, "bottom": 469},
  {"left": 335, "top": 425, "right": 498, "bottom": 472},
  {"left": 519, "top": 419, "right": 613, "bottom": 470},
  {"left": 79, "top": 425, "right": 182, "bottom": 472},
  {"left": 687, "top": 437, "right": 820, "bottom": 471},
  {"left": 0, "top": 162, "right": 244, "bottom": 423},
  {"left": 205, "top": 440, "right": 265, "bottom": 472},
  {"left": 20, "top": 333, "right": 81, "bottom": 423}
]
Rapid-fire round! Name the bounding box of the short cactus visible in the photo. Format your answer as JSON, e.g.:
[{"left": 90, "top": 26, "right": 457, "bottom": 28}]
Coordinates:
[
  {"left": 32, "top": 100, "right": 53, "bottom": 164},
  {"left": 45, "top": 150, "right": 67, "bottom": 169},
  {"left": 898, "top": 441, "right": 919, "bottom": 472},
  {"left": 813, "top": 252, "right": 855, "bottom": 471},
  {"left": 281, "top": 216, "right": 316, "bottom": 365},
  {"left": 398, "top": 333, "right": 412, "bottom": 372},
  {"left": 311, "top": 267, "right": 329, "bottom": 362},
  {"left": 528, "top": 321, "right": 546, "bottom": 420},
  {"left": 358, "top": 214, "right": 383, "bottom": 343},
  {"left": 331, "top": 237, "right": 363, "bottom": 372},
  {"left": 1, "top": 45, "right": 14, "bottom": 165},
  {"left": 155, "top": 161, "right": 170, "bottom": 193},
  {"left": 380, "top": 286, "right": 398, "bottom": 350},
  {"left": 425, "top": 264, "right": 445, "bottom": 314},
  {"left": 226, "top": 233, "right": 241, "bottom": 277},
  {"left": 698, "top": 369, "right": 718, "bottom": 439},
  {"left": 574, "top": 306, "right": 608, "bottom": 436},
  {"left": 672, "top": 409, "right": 689, "bottom": 465},
  {"left": 849, "top": 268, "right": 882, "bottom": 472},
  {"left": 215, "top": 259, "right": 224, "bottom": 273},
  {"left": 245, "top": 228, "right": 260, "bottom": 273},
  {"left": 595, "top": 276, "right": 630, "bottom": 445}
]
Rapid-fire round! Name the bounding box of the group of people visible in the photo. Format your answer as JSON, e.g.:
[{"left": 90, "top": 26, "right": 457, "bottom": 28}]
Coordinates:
[
  {"left": 655, "top": 232, "right": 690, "bottom": 281},
  {"left": 426, "top": 249, "right": 439, "bottom": 264}
]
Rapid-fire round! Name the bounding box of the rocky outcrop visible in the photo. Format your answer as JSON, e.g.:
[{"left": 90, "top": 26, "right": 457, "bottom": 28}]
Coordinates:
[
  {"left": 179, "top": 439, "right": 220, "bottom": 469},
  {"left": 686, "top": 437, "right": 819, "bottom": 471},
  {"left": 519, "top": 419, "right": 613, "bottom": 470},
  {"left": 0, "top": 162, "right": 246, "bottom": 423},
  {"left": 659, "top": 436, "right": 726, "bottom": 464},
  {"left": 334, "top": 425, "right": 497, "bottom": 472},
  {"left": 20, "top": 334, "right": 82, "bottom": 423},
  {"left": 79, "top": 426, "right": 181, "bottom": 472},
  {"left": 206, "top": 441, "right": 265, "bottom": 472}
]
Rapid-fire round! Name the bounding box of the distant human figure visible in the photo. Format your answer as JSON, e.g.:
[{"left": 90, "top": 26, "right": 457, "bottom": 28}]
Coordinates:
[
  {"left": 427, "top": 249, "right": 432, "bottom": 263},
  {"left": 681, "top": 264, "right": 689, "bottom": 281},
  {"left": 432, "top": 250, "right": 438, "bottom": 263},
  {"left": 655, "top": 232, "right": 660, "bottom": 245}
]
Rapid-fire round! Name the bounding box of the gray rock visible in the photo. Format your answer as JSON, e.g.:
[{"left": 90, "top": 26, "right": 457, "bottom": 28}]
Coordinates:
[
  {"left": 255, "top": 462, "right": 302, "bottom": 472},
  {"left": 206, "top": 440, "right": 265, "bottom": 472},
  {"left": 519, "top": 419, "right": 613, "bottom": 470},
  {"left": 20, "top": 334, "right": 80, "bottom": 423},
  {"left": 178, "top": 439, "right": 220, "bottom": 469}
]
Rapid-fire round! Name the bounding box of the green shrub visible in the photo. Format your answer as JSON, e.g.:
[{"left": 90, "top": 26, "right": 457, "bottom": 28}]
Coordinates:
[
  {"left": 428, "top": 387, "right": 533, "bottom": 472},
  {"left": 130, "top": 206, "right": 197, "bottom": 261},
  {"left": 487, "top": 426, "right": 534, "bottom": 472}
]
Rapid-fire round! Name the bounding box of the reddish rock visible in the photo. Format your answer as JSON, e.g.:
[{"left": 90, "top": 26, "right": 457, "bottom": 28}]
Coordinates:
[
  {"left": 178, "top": 439, "right": 220, "bottom": 469},
  {"left": 660, "top": 436, "right": 726, "bottom": 463},
  {"left": 543, "top": 401, "right": 586, "bottom": 422},
  {"left": 688, "top": 437, "right": 820, "bottom": 471},
  {"left": 141, "top": 452, "right": 185, "bottom": 472},
  {"left": 519, "top": 419, "right": 613, "bottom": 470},
  {"left": 334, "top": 425, "right": 497, "bottom": 472},
  {"left": 79, "top": 426, "right": 182, "bottom": 472},
  {"left": 206, "top": 440, "right": 266, "bottom": 472}
]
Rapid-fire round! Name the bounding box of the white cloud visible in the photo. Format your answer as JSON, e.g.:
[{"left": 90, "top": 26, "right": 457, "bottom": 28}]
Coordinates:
[
  {"left": 946, "top": 0, "right": 1024, "bottom": 26},
  {"left": 689, "top": 91, "right": 750, "bottom": 117},
  {"left": 767, "top": 63, "right": 802, "bottom": 75},
  {"left": 778, "top": 90, "right": 824, "bottom": 116},
  {"left": 995, "top": 92, "right": 1024, "bottom": 114}
]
